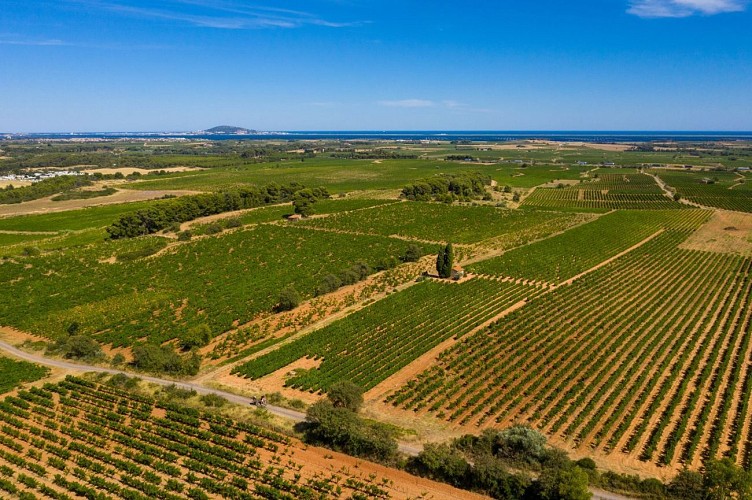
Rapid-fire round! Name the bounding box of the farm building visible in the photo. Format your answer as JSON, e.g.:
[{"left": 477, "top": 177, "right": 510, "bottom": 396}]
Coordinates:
[{"left": 286, "top": 214, "right": 302, "bottom": 221}]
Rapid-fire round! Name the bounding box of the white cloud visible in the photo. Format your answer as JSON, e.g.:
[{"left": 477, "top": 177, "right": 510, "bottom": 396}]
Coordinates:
[
  {"left": 378, "top": 99, "right": 436, "bottom": 108},
  {"left": 628, "top": 0, "right": 747, "bottom": 17}
]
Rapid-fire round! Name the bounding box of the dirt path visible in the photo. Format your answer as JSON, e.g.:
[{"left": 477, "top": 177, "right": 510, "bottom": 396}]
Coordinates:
[
  {"left": 0, "top": 337, "right": 640, "bottom": 498},
  {"left": 364, "top": 298, "right": 530, "bottom": 403},
  {"left": 556, "top": 229, "right": 664, "bottom": 287}
]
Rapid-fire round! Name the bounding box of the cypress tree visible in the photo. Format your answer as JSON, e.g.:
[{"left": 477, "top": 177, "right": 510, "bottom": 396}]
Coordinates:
[
  {"left": 437, "top": 243, "right": 454, "bottom": 278},
  {"left": 436, "top": 246, "right": 446, "bottom": 277},
  {"left": 443, "top": 243, "right": 454, "bottom": 278}
]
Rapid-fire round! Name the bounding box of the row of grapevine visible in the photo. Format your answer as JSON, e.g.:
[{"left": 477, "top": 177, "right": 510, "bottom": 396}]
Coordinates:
[
  {"left": 468, "top": 209, "right": 711, "bottom": 283},
  {"left": 390, "top": 227, "right": 752, "bottom": 469},
  {"left": 0, "top": 376, "right": 396, "bottom": 499},
  {"left": 233, "top": 278, "right": 545, "bottom": 391},
  {"left": 0, "top": 224, "right": 433, "bottom": 347},
  {"left": 300, "top": 201, "right": 587, "bottom": 245},
  {"left": 653, "top": 170, "right": 752, "bottom": 213}
]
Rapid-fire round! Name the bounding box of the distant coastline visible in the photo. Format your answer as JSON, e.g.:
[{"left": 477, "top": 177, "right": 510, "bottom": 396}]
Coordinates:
[{"left": 3, "top": 131, "right": 752, "bottom": 142}]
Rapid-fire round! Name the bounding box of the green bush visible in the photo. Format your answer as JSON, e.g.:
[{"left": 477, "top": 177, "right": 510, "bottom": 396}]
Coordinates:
[
  {"left": 276, "top": 287, "right": 301, "bottom": 312},
  {"left": 327, "top": 381, "right": 364, "bottom": 412}
]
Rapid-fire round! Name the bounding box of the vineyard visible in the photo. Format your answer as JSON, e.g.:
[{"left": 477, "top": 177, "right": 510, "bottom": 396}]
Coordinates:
[
  {"left": 652, "top": 170, "right": 752, "bottom": 213},
  {"left": 522, "top": 173, "right": 683, "bottom": 210},
  {"left": 389, "top": 225, "right": 752, "bottom": 469},
  {"left": 467, "top": 209, "right": 709, "bottom": 283},
  {"left": 232, "top": 278, "right": 545, "bottom": 391},
  {"left": 0, "top": 224, "right": 433, "bottom": 346},
  {"left": 0, "top": 376, "right": 436, "bottom": 499},
  {"left": 0, "top": 358, "right": 48, "bottom": 394},
  {"left": 300, "top": 202, "right": 588, "bottom": 245}
]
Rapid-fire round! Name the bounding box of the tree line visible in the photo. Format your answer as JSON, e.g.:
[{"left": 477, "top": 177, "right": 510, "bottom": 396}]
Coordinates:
[
  {"left": 0, "top": 175, "right": 92, "bottom": 204},
  {"left": 401, "top": 171, "right": 492, "bottom": 202},
  {"left": 106, "top": 183, "right": 328, "bottom": 239}
]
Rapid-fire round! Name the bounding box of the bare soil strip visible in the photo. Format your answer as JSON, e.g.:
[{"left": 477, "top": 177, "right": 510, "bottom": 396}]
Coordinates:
[
  {"left": 364, "top": 299, "right": 530, "bottom": 404},
  {"left": 0, "top": 189, "right": 199, "bottom": 218}
]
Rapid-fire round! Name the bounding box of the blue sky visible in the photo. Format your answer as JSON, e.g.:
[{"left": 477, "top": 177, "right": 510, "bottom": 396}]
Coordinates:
[{"left": 1, "top": 0, "right": 750, "bottom": 131}]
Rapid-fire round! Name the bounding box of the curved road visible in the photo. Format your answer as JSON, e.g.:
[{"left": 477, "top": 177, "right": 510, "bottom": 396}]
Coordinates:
[{"left": 0, "top": 339, "right": 631, "bottom": 499}]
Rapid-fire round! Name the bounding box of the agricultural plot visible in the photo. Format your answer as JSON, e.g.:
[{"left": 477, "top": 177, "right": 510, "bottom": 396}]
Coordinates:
[
  {"left": 0, "top": 358, "right": 48, "bottom": 394},
  {"left": 390, "top": 228, "right": 752, "bottom": 469},
  {"left": 198, "top": 198, "right": 397, "bottom": 230},
  {"left": 0, "top": 200, "right": 160, "bottom": 233},
  {"left": 522, "top": 173, "right": 682, "bottom": 210},
  {"left": 653, "top": 170, "right": 752, "bottom": 213},
  {"left": 232, "top": 278, "right": 545, "bottom": 391},
  {"left": 0, "top": 224, "right": 432, "bottom": 347},
  {"left": 123, "top": 158, "right": 495, "bottom": 194},
  {"left": 300, "top": 202, "right": 588, "bottom": 245},
  {"left": 0, "top": 376, "right": 407, "bottom": 499},
  {"left": 467, "top": 209, "right": 711, "bottom": 283}
]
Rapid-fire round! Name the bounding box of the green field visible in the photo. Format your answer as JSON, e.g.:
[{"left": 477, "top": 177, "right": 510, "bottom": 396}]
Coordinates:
[
  {"left": 467, "top": 209, "right": 711, "bottom": 283},
  {"left": 301, "top": 202, "right": 589, "bottom": 244},
  {"left": 233, "top": 278, "right": 545, "bottom": 391},
  {"left": 0, "top": 224, "right": 434, "bottom": 346},
  {"left": 0, "top": 357, "right": 49, "bottom": 394}
]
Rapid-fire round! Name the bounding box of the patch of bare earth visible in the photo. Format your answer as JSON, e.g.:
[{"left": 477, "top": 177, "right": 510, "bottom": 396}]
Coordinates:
[
  {"left": 680, "top": 210, "right": 752, "bottom": 256},
  {"left": 80, "top": 166, "right": 203, "bottom": 175},
  {"left": 209, "top": 357, "right": 324, "bottom": 405},
  {"left": 0, "top": 189, "right": 199, "bottom": 217}
]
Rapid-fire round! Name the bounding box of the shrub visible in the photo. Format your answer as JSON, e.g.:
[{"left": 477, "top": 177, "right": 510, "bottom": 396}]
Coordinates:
[
  {"left": 493, "top": 425, "right": 548, "bottom": 465},
  {"left": 316, "top": 274, "right": 342, "bottom": 295},
  {"left": 22, "top": 247, "right": 41, "bottom": 257},
  {"left": 205, "top": 223, "right": 223, "bottom": 235},
  {"left": 276, "top": 287, "right": 301, "bottom": 312},
  {"left": 410, "top": 443, "right": 471, "bottom": 488},
  {"left": 199, "top": 393, "right": 227, "bottom": 407},
  {"left": 304, "top": 401, "right": 398, "bottom": 462},
  {"left": 225, "top": 218, "right": 242, "bottom": 228},
  {"left": 177, "top": 230, "right": 192, "bottom": 241},
  {"left": 402, "top": 244, "right": 423, "bottom": 263},
  {"left": 132, "top": 344, "right": 200, "bottom": 375}
]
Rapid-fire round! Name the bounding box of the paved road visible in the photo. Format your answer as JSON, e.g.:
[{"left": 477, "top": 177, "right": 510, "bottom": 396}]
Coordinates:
[{"left": 0, "top": 339, "right": 633, "bottom": 498}]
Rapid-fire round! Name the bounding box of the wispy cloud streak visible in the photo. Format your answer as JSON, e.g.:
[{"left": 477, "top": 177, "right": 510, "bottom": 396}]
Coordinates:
[
  {"left": 627, "top": 0, "right": 747, "bottom": 18},
  {"left": 65, "top": 0, "right": 363, "bottom": 29}
]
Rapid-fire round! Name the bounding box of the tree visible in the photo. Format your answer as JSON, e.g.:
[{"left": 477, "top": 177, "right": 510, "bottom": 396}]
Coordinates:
[
  {"left": 48, "top": 334, "right": 103, "bottom": 361},
  {"left": 668, "top": 470, "right": 705, "bottom": 500},
  {"left": 412, "top": 443, "right": 471, "bottom": 488},
  {"left": 703, "top": 458, "right": 752, "bottom": 500},
  {"left": 436, "top": 243, "right": 454, "bottom": 278},
  {"left": 292, "top": 188, "right": 318, "bottom": 217},
  {"left": 537, "top": 466, "right": 592, "bottom": 500},
  {"left": 276, "top": 287, "right": 301, "bottom": 312},
  {"left": 179, "top": 324, "right": 212, "bottom": 351},
  {"left": 493, "top": 425, "right": 548, "bottom": 465},
  {"left": 327, "top": 381, "right": 364, "bottom": 412},
  {"left": 66, "top": 322, "right": 80, "bottom": 335}
]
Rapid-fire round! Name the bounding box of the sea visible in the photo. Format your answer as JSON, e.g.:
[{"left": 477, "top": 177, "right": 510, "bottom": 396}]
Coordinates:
[{"left": 4, "top": 131, "right": 752, "bottom": 143}]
